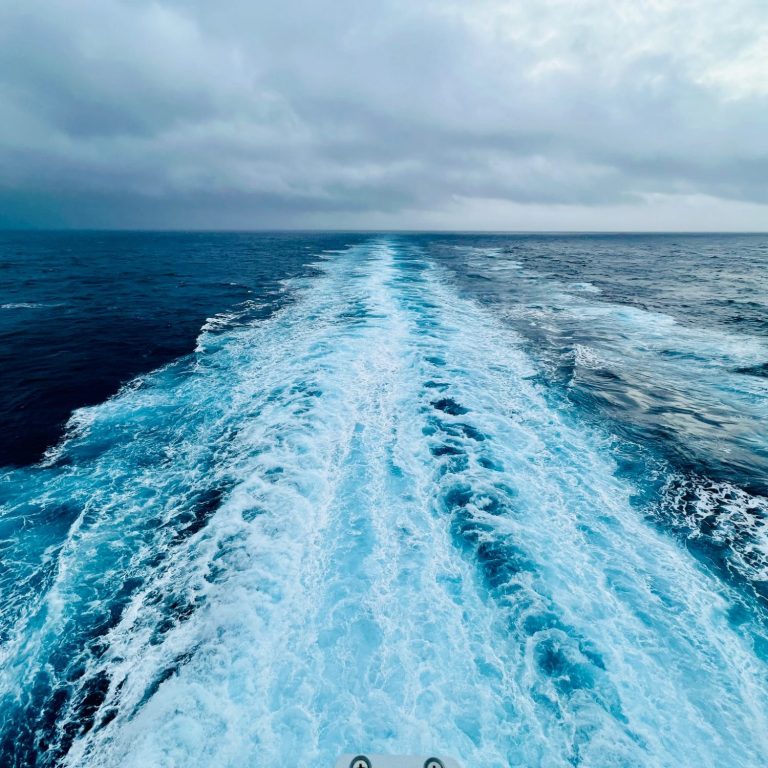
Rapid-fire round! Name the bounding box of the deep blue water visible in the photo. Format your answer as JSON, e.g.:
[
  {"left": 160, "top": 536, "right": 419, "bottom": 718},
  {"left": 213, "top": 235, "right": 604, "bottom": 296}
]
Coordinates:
[
  {"left": 1, "top": 232, "right": 767, "bottom": 767},
  {"left": 0, "top": 231, "right": 367, "bottom": 466}
]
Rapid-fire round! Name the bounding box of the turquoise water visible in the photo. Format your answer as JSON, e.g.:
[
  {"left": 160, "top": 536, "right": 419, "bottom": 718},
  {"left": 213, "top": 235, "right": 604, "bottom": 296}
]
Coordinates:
[{"left": 1, "top": 235, "right": 767, "bottom": 766}]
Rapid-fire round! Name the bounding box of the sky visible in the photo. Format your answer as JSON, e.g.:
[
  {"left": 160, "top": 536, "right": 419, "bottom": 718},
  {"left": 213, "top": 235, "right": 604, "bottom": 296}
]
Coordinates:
[{"left": 0, "top": 0, "right": 767, "bottom": 231}]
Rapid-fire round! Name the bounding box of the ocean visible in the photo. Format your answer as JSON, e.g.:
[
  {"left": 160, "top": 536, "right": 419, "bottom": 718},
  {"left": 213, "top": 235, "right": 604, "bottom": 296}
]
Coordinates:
[{"left": 1, "top": 232, "right": 767, "bottom": 767}]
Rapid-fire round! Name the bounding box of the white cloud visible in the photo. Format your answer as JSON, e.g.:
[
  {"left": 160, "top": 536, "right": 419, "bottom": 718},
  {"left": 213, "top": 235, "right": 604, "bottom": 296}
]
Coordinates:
[{"left": 699, "top": 34, "right": 768, "bottom": 98}]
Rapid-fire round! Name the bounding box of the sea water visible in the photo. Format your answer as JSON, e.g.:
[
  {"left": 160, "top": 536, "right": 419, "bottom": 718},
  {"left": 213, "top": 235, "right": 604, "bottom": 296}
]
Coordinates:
[{"left": 1, "top": 233, "right": 766, "bottom": 767}]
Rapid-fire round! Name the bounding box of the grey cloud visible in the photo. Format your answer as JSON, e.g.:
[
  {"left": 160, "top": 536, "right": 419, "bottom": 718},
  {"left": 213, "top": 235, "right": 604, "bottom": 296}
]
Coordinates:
[{"left": 0, "top": 0, "right": 767, "bottom": 229}]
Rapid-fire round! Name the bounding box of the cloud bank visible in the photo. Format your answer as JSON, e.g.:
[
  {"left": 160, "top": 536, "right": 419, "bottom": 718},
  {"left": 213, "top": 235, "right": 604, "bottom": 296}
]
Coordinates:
[{"left": 1, "top": 0, "right": 767, "bottom": 229}]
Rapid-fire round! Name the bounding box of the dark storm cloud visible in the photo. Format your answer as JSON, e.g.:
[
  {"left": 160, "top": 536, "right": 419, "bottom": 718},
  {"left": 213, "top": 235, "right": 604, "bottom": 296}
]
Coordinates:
[{"left": 1, "top": 0, "right": 767, "bottom": 229}]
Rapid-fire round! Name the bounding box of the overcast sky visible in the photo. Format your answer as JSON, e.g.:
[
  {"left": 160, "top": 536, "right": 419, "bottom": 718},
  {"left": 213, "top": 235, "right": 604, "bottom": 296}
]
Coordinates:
[{"left": 1, "top": 0, "right": 767, "bottom": 230}]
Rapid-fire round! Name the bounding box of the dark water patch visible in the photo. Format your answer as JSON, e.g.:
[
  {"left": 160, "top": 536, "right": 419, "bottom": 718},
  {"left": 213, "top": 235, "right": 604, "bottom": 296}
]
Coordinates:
[
  {"left": 169, "top": 485, "right": 230, "bottom": 543},
  {"left": 152, "top": 595, "right": 202, "bottom": 644},
  {"left": 0, "top": 231, "right": 369, "bottom": 467},
  {"left": 71, "top": 671, "right": 111, "bottom": 738},
  {"left": 735, "top": 362, "right": 768, "bottom": 378},
  {"left": 336, "top": 299, "right": 372, "bottom": 324},
  {"left": 0, "top": 667, "right": 111, "bottom": 767},
  {"left": 431, "top": 443, "right": 464, "bottom": 457},
  {"left": 440, "top": 479, "right": 630, "bottom": 745},
  {"left": 475, "top": 537, "right": 532, "bottom": 591},
  {"left": 94, "top": 706, "right": 118, "bottom": 732},
  {"left": 431, "top": 398, "right": 469, "bottom": 416},
  {"left": 422, "top": 411, "right": 486, "bottom": 443},
  {"left": 265, "top": 466, "right": 285, "bottom": 481},
  {"left": 458, "top": 424, "right": 486, "bottom": 441},
  {"left": 289, "top": 381, "right": 323, "bottom": 399}
]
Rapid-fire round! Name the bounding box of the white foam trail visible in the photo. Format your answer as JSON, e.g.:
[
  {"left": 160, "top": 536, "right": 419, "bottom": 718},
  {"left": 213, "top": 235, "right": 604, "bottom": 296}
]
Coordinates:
[{"left": 3, "top": 240, "right": 766, "bottom": 767}]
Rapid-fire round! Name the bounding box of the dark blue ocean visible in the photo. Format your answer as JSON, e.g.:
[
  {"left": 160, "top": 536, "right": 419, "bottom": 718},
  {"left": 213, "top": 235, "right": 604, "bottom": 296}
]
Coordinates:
[{"left": 1, "top": 232, "right": 767, "bottom": 767}]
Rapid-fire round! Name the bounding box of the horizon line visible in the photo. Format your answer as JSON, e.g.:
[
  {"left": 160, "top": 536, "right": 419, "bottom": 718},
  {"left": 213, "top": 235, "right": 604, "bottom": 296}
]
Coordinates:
[{"left": 2, "top": 227, "right": 768, "bottom": 236}]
